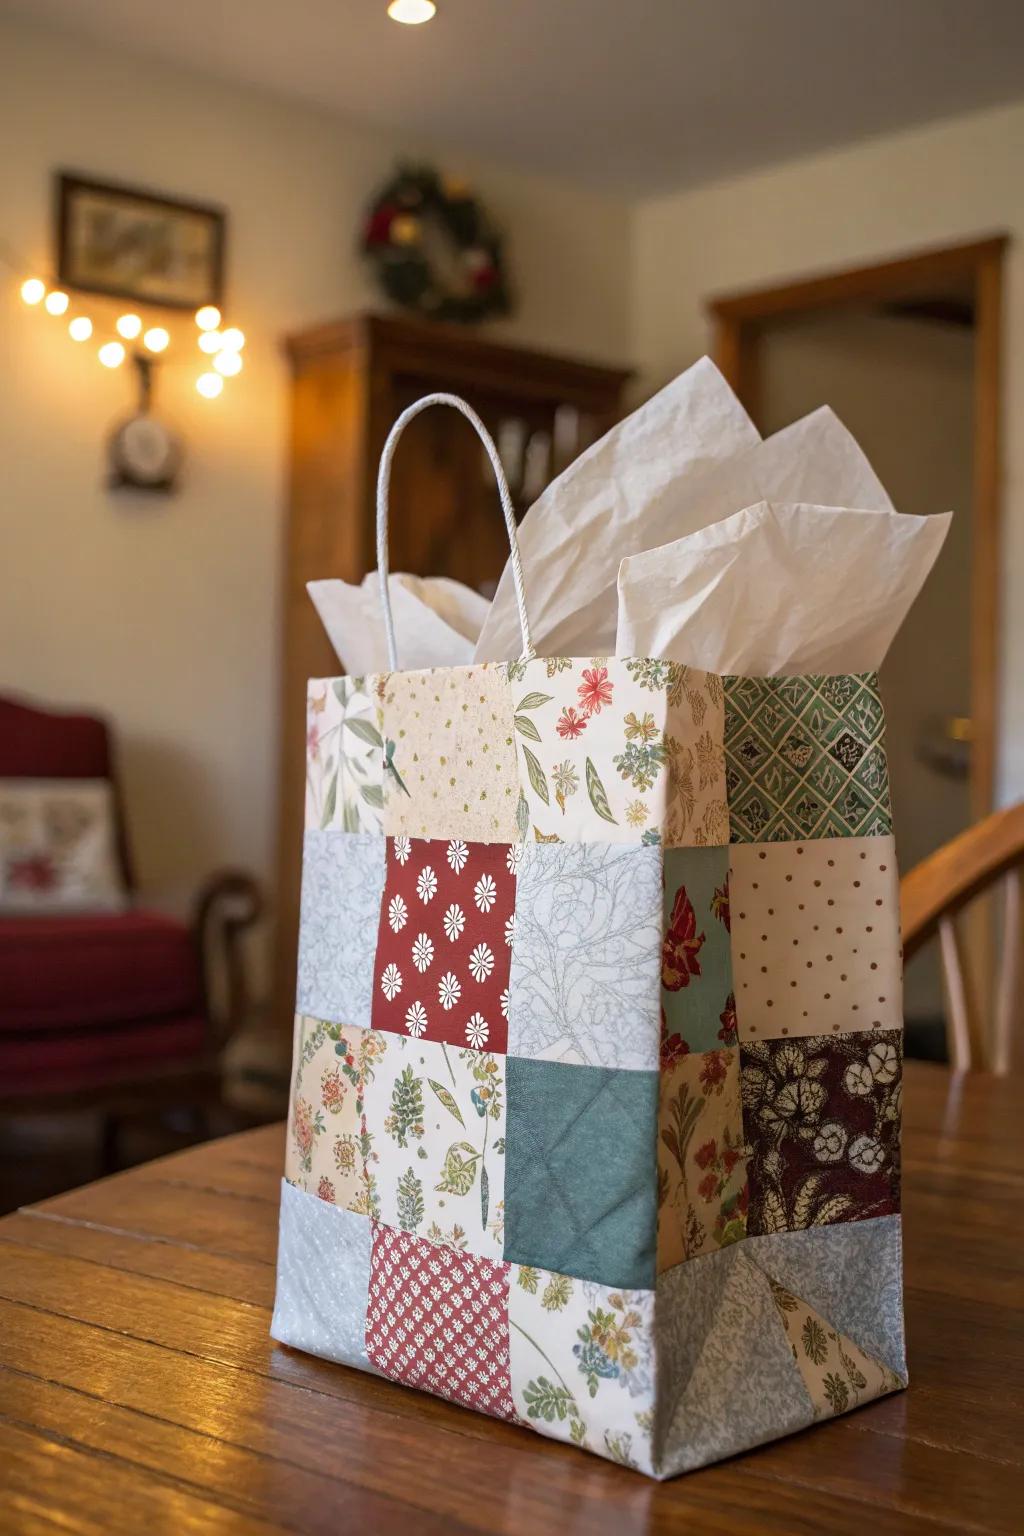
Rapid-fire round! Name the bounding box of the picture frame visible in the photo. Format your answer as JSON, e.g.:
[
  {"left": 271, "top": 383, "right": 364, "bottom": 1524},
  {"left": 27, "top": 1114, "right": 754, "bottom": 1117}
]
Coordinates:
[{"left": 56, "top": 172, "right": 226, "bottom": 311}]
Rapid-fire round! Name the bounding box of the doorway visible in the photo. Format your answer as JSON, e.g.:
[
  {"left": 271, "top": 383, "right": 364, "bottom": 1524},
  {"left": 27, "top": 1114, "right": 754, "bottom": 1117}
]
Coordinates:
[{"left": 708, "top": 236, "right": 1006, "bottom": 1045}]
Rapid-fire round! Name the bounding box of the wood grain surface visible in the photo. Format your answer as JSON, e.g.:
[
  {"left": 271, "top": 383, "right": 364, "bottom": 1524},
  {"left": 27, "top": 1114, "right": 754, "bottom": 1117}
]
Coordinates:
[{"left": 1, "top": 1060, "right": 1022, "bottom": 1534}]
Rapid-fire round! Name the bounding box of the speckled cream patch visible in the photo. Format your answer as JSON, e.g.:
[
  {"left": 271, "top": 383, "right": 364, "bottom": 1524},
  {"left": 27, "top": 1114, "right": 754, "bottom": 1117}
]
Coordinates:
[
  {"left": 380, "top": 665, "right": 520, "bottom": 843},
  {"left": 729, "top": 836, "right": 901, "bottom": 1040}
]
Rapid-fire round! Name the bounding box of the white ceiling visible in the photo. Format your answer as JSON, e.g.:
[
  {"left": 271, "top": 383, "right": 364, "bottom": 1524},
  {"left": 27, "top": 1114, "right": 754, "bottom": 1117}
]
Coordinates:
[{"left": 6, "top": 0, "right": 1024, "bottom": 195}]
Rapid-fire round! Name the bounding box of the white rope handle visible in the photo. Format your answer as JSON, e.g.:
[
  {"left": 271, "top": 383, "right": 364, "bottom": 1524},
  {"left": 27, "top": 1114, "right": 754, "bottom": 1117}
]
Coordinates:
[{"left": 376, "top": 392, "right": 535, "bottom": 672}]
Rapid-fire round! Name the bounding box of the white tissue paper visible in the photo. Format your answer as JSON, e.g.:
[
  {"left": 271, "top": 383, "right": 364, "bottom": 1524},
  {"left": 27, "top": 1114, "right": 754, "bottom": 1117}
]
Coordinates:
[
  {"left": 308, "top": 573, "right": 490, "bottom": 674},
  {"left": 475, "top": 359, "right": 899, "bottom": 662},
  {"left": 615, "top": 501, "right": 953, "bottom": 675},
  {"left": 473, "top": 357, "right": 760, "bottom": 662}
]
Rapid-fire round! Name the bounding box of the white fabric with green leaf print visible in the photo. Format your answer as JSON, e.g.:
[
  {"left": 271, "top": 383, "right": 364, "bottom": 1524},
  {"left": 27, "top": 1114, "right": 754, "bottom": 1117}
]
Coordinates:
[
  {"left": 305, "top": 676, "right": 384, "bottom": 834},
  {"left": 508, "top": 1263, "right": 656, "bottom": 1475},
  {"left": 362, "top": 1030, "right": 507, "bottom": 1262},
  {"left": 505, "top": 655, "right": 728, "bottom": 846}
]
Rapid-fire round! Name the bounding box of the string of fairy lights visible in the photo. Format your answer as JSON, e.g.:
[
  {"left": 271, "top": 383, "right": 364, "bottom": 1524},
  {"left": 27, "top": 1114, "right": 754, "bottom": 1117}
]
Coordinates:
[{"left": 17, "top": 275, "right": 245, "bottom": 399}]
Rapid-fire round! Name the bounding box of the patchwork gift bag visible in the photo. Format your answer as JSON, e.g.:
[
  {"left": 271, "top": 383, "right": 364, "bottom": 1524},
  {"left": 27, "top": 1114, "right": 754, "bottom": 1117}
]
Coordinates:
[{"left": 272, "top": 394, "right": 907, "bottom": 1478}]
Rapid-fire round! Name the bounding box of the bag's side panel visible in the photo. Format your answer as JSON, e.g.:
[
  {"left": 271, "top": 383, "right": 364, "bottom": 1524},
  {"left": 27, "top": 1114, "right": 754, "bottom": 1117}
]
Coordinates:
[{"left": 653, "top": 668, "right": 906, "bottom": 1476}]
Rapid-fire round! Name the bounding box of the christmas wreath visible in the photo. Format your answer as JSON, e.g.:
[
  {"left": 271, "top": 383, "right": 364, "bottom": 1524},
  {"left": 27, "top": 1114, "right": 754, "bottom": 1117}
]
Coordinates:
[{"left": 361, "top": 164, "right": 511, "bottom": 324}]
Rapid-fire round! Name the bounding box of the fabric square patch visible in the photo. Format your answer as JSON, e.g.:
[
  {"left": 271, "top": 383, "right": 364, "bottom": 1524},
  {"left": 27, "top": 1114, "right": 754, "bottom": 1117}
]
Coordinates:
[
  {"left": 767, "top": 1279, "right": 904, "bottom": 1418},
  {"left": 372, "top": 836, "right": 515, "bottom": 1054},
  {"left": 661, "top": 847, "right": 734, "bottom": 1058},
  {"left": 508, "top": 841, "right": 661, "bottom": 1071},
  {"left": 296, "top": 831, "right": 385, "bottom": 1026},
  {"left": 305, "top": 676, "right": 384, "bottom": 833},
  {"left": 285, "top": 1016, "right": 387, "bottom": 1211},
  {"left": 741, "top": 1031, "right": 902, "bottom": 1236},
  {"left": 729, "top": 836, "right": 901, "bottom": 1040},
  {"left": 271, "top": 1181, "right": 376, "bottom": 1374},
  {"left": 365, "top": 1222, "right": 517, "bottom": 1420},
  {"left": 362, "top": 1032, "right": 506, "bottom": 1259},
  {"left": 724, "top": 673, "right": 892, "bottom": 842},
  {"left": 657, "top": 1048, "right": 748, "bottom": 1272},
  {"left": 508, "top": 1262, "right": 656, "bottom": 1474},
  {"left": 380, "top": 664, "right": 520, "bottom": 842},
  {"left": 504, "top": 1057, "right": 658, "bottom": 1290},
  {"left": 507, "top": 656, "right": 727, "bottom": 847}
]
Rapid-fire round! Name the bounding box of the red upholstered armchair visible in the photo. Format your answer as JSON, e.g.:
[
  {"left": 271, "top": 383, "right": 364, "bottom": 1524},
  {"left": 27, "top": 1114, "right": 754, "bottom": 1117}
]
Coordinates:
[{"left": 0, "top": 693, "right": 262, "bottom": 1148}]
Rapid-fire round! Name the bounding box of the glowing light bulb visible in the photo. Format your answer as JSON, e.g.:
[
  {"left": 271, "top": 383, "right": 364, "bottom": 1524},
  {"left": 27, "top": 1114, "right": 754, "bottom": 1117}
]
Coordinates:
[
  {"left": 143, "top": 327, "right": 169, "bottom": 353},
  {"left": 44, "top": 290, "right": 70, "bottom": 316},
  {"left": 213, "top": 349, "right": 242, "bottom": 377},
  {"left": 21, "top": 278, "right": 46, "bottom": 306},
  {"left": 219, "top": 327, "right": 245, "bottom": 351},
  {"left": 195, "top": 305, "right": 221, "bottom": 331},
  {"left": 388, "top": 0, "right": 436, "bottom": 22},
  {"left": 69, "top": 316, "right": 93, "bottom": 341},
  {"left": 198, "top": 330, "right": 222, "bottom": 354},
  {"left": 98, "top": 341, "right": 126, "bottom": 368},
  {"left": 116, "top": 313, "right": 142, "bottom": 340},
  {"left": 197, "top": 371, "right": 224, "bottom": 398}
]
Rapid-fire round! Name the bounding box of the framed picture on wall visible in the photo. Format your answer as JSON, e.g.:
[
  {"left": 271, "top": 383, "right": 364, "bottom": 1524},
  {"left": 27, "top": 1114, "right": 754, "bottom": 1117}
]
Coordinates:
[{"left": 56, "top": 172, "right": 226, "bottom": 310}]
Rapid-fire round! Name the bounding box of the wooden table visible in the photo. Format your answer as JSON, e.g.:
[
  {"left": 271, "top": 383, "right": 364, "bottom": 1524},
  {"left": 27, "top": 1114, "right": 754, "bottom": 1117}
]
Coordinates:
[{"left": 1, "top": 1060, "right": 1021, "bottom": 1534}]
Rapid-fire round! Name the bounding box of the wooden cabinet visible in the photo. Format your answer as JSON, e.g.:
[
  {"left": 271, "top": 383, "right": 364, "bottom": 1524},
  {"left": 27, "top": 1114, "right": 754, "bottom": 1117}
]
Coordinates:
[{"left": 274, "top": 311, "right": 630, "bottom": 1022}]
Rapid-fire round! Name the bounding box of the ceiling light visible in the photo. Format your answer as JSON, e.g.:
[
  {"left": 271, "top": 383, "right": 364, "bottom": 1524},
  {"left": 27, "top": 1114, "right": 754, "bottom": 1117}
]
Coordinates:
[
  {"left": 21, "top": 278, "right": 46, "bottom": 305},
  {"left": 98, "top": 341, "right": 126, "bottom": 368},
  {"left": 116, "top": 313, "right": 142, "bottom": 340},
  {"left": 69, "top": 316, "right": 93, "bottom": 341},
  {"left": 44, "top": 290, "right": 70, "bottom": 316},
  {"left": 195, "top": 305, "right": 221, "bottom": 331},
  {"left": 388, "top": 0, "right": 436, "bottom": 24},
  {"left": 197, "top": 371, "right": 223, "bottom": 398},
  {"left": 143, "top": 327, "right": 170, "bottom": 353}
]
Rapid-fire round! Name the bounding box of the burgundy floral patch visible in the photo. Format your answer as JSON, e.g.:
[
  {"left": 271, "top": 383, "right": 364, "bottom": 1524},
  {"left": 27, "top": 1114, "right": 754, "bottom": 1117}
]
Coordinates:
[
  {"left": 371, "top": 836, "right": 516, "bottom": 1054},
  {"left": 740, "top": 1030, "right": 901, "bottom": 1235},
  {"left": 365, "top": 1222, "right": 517, "bottom": 1421}
]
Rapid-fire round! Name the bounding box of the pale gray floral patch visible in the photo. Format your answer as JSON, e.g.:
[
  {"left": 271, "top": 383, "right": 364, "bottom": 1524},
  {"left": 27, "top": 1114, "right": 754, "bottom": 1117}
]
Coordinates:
[
  {"left": 744, "top": 1214, "right": 906, "bottom": 1378},
  {"left": 296, "top": 830, "right": 385, "bottom": 1027},
  {"left": 654, "top": 1245, "right": 814, "bottom": 1476},
  {"left": 271, "top": 1180, "right": 378, "bottom": 1374},
  {"left": 508, "top": 841, "right": 661, "bottom": 1071}
]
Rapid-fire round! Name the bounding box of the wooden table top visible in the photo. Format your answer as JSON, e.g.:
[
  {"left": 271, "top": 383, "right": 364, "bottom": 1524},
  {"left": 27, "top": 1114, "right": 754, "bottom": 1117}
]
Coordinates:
[{"left": 1, "top": 1060, "right": 1021, "bottom": 1535}]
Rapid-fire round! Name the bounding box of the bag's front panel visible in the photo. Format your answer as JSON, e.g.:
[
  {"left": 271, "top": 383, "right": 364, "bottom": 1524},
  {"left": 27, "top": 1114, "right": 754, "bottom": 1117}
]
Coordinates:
[{"left": 275, "top": 656, "right": 906, "bottom": 1483}]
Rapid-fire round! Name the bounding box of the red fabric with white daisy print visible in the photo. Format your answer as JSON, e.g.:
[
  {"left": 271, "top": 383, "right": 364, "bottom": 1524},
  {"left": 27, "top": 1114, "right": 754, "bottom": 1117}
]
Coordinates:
[
  {"left": 364, "top": 1222, "right": 518, "bottom": 1421},
  {"left": 371, "top": 835, "right": 516, "bottom": 1053}
]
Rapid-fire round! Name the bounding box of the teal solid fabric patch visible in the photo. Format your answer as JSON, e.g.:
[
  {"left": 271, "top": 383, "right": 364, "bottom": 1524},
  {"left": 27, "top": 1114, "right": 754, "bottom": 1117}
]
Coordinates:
[
  {"left": 503, "top": 1057, "right": 658, "bottom": 1290},
  {"left": 661, "top": 846, "right": 734, "bottom": 1057}
]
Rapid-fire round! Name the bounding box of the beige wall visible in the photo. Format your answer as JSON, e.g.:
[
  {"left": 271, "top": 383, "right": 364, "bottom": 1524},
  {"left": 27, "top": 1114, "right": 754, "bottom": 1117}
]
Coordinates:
[
  {"left": 0, "top": 18, "right": 631, "bottom": 976},
  {"left": 632, "top": 99, "right": 1024, "bottom": 808}
]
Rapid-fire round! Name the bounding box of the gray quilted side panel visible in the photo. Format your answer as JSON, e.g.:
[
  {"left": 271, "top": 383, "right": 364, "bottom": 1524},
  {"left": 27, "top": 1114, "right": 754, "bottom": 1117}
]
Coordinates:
[
  {"left": 654, "top": 1246, "right": 814, "bottom": 1477},
  {"left": 296, "top": 829, "right": 384, "bottom": 1025},
  {"left": 743, "top": 1214, "right": 906, "bottom": 1378},
  {"left": 271, "top": 1179, "right": 378, "bottom": 1373}
]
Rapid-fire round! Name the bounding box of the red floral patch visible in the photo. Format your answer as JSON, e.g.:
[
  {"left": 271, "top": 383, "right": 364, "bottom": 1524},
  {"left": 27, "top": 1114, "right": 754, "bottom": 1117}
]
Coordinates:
[
  {"left": 365, "top": 1222, "right": 517, "bottom": 1421},
  {"left": 372, "top": 836, "right": 515, "bottom": 1053},
  {"left": 662, "top": 886, "right": 705, "bottom": 990}
]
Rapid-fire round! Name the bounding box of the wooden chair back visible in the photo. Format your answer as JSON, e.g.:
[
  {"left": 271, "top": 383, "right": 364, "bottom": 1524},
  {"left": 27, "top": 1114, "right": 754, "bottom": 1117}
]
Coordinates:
[{"left": 901, "top": 802, "right": 1024, "bottom": 1073}]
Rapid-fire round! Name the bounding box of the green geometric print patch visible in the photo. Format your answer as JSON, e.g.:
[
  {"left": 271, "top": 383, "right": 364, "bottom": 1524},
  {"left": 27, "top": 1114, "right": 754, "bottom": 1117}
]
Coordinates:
[{"left": 724, "top": 673, "right": 893, "bottom": 842}]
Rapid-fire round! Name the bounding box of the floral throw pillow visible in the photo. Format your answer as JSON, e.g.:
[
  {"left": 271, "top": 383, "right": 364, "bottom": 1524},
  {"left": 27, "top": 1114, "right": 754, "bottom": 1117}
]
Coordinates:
[{"left": 0, "top": 779, "right": 127, "bottom": 913}]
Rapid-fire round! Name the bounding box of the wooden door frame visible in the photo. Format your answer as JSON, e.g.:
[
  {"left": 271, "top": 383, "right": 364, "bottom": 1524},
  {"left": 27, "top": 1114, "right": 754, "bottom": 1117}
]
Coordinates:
[{"left": 708, "top": 234, "right": 1007, "bottom": 823}]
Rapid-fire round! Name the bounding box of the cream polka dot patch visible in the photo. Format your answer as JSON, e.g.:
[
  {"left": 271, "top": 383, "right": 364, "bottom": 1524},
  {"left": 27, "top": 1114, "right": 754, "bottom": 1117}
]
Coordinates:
[
  {"left": 380, "top": 664, "right": 520, "bottom": 843},
  {"left": 729, "top": 836, "right": 901, "bottom": 1041}
]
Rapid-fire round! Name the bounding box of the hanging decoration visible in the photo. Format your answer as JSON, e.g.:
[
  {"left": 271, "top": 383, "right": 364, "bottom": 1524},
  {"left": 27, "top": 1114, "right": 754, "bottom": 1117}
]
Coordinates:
[
  {"left": 361, "top": 164, "right": 512, "bottom": 324},
  {"left": 7, "top": 247, "right": 247, "bottom": 493}
]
